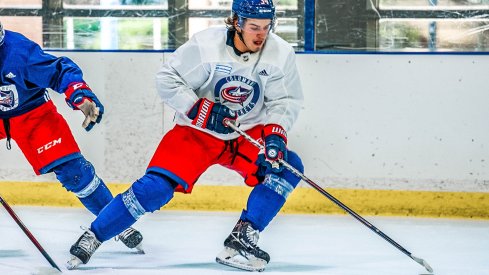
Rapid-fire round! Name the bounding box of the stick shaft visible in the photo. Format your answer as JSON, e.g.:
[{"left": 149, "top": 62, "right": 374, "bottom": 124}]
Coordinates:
[
  {"left": 0, "top": 195, "right": 62, "bottom": 272},
  {"left": 227, "top": 122, "right": 432, "bottom": 272}
]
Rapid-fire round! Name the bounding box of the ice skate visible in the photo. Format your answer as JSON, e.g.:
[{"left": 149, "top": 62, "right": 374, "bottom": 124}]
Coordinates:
[
  {"left": 66, "top": 228, "right": 101, "bottom": 270},
  {"left": 216, "top": 219, "right": 270, "bottom": 272},
  {"left": 115, "top": 227, "right": 145, "bottom": 254}
]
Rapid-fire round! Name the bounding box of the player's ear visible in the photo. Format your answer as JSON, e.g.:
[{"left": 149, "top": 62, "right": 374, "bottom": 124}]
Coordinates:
[{"left": 234, "top": 20, "right": 241, "bottom": 32}]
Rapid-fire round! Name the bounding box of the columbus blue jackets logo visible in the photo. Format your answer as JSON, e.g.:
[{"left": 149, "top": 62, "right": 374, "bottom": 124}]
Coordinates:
[
  {"left": 0, "top": 90, "right": 14, "bottom": 105},
  {"left": 214, "top": 75, "right": 260, "bottom": 116},
  {"left": 0, "top": 85, "right": 19, "bottom": 111},
  {"left": 221, "top": 86, "right": 252, "bottom": 105}
]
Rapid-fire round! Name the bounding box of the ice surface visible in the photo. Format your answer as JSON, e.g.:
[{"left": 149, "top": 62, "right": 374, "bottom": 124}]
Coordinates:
[{"left": 1, "top": 206, "right": 489, "bottom": 275}]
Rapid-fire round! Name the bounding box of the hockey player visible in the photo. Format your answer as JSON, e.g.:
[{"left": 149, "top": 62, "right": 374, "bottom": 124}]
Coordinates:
[
  {"left": 0, "top": 22, "right": 143, "bottom": 257},
  {"left": 68, "top": 0, "right": 304, "bottom": 271}
]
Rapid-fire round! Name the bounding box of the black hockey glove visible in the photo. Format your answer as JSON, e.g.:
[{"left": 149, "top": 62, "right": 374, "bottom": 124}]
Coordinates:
[
  {"left": 256, "top": 124, "right": 288, "bottom": 173},
  {"left": 187, "top": 98, "right": 237, "bottom": 135}
]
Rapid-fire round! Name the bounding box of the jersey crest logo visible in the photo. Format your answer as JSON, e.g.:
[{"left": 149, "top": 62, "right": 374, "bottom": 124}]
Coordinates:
[
  {"left": 214, "top": 75, "right": 261, "bottom": 117},
  {"left": 0, "top": 90, "right": 14, "bottom": 106},
  {"left": 221, "top": 86, "right": 252, "bottom": 105},
  {"left": 0, "top": 85, "right": 19, "bottom": 111}
]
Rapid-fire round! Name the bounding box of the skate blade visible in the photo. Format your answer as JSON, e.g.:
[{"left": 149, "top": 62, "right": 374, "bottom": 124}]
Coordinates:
[
  {"left": 135, "top": 243, "right": 145, "bottom": 254},
  {"left": 216, "top": 247, "right": 266, "bottom": 272},
  {"left": 66, "top": 256, "right": 83, "bottom": 270}
]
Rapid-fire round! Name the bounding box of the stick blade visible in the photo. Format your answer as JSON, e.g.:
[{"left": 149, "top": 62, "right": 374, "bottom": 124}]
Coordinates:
[{"left": 411, "top": 254, "right": 433, "bottom": 273}]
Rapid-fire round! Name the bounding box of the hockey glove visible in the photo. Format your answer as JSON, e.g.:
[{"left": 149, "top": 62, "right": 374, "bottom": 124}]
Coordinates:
[
  {"left": 256, "top": 124, "right": 288, "bottom": 173},
  {"left": 65, "top": 82, "right": 104, "bottom": 131},
  {"left": 187, "top": 98, "right": 237, "bottom": 135}
]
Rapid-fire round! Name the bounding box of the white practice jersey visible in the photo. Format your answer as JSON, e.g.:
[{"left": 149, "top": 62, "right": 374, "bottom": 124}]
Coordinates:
[{"left": 155, "top": 26, "right": 303, "bottom": 140}]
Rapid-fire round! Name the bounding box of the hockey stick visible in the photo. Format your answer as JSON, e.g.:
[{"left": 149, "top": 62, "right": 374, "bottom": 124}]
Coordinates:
[
  {"left": 225, "top": 121, "right": 433, "bottom": 273},
  {"left": 0, "top": 195, "right": 62, "bottom": 272}
]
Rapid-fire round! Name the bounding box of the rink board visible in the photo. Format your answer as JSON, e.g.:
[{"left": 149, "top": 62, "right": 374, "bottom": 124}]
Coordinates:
[{"left": 0, "top": 181, "right": 488, "bottom": 219}]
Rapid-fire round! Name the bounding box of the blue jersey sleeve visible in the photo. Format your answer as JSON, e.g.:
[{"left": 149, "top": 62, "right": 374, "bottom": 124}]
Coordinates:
[
  {"left": 0, "top": 31, "right": 89, "bottom": 118},
  {"left": 25, "top": 42, "right": 86, "bottom": 94}
]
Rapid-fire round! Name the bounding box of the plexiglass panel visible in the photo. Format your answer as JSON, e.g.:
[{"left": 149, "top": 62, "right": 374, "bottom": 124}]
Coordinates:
[
  {"left": 379, "top": 19, "right": 489, "bottom": 51},
  {"left": 380, "top": 0, "right": 489, "bottom": 9},
  {"left": 63, "top": 0, "right": 168, "bottom": 9},
  {"left": 0, "top": 0, "right": 41, "bottom": 8},
  {"left": 188, "top": 0, "right": 231, "bottom": 10},
  {"left": 1, "top": 16, "right": 42, "bottom": 45},
  {"left": 314, "top": 0, "right": 489, "bottom": 52},
  {"left": 64, "top": 17, "right": 168, "bottom": 49},
  {"left": 1, "top": 0, "right": 488, "bottom": 52}
]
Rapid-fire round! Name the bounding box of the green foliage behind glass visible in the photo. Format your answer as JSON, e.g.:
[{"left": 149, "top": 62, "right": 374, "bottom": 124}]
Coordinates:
[
  {"left": 117, "top": 19, "right": 168, "bottom": 49},
  {"left": 71, "top": 19, "right": 102, "bottom": 49}
]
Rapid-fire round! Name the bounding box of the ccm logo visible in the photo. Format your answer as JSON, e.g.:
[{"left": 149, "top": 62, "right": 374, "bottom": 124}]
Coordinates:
[
  {"left": 71, "top": 83, "right": 84, "bottom": 90},
  {"left": 37, "top": 138, "right": 62, "bottom": 154}
]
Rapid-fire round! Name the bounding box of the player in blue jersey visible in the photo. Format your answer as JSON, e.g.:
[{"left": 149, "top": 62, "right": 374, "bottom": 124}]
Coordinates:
[
  {"left": 68, "top": 0, "right": 304, "bottom": 271},
  {"left": 0, "top": 21, "right": 143, "bottom": 254}
]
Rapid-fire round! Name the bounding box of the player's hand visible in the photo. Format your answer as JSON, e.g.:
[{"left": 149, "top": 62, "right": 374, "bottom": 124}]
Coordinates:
[
  {"left": 256, "top": 124, "right": 288, "bottom": 173},
  {"left": 65, "top": 82, "right": 104, "bottom": 131},
  {"left": 187, "top": 98, "right": 237, "bottom": 134},
  {"left": 73, "top": 97, "right": 102, "bottom": 131}
]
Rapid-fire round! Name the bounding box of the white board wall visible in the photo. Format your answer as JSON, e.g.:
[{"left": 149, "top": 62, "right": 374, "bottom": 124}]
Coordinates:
[{"left": 1, "top": 52, "right": 488, "bottom": 192}]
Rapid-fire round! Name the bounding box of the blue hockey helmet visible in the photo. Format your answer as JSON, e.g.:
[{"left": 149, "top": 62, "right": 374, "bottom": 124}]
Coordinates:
[
  {"left": 232, "top": 0, "right": 275, "bottom": 20},
  {"left": 0, "top": 21, "right": 4, "bottom": 46}
]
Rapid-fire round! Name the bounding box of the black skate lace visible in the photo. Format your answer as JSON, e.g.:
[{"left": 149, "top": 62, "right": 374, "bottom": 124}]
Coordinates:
[
  {"left": 78, "top": 228, "right": 100, "bottom": 253},
  {"left": 245, "top": 226, "right": 259, "bottom": 247},
  {"left": 231, "top": 222, "right": 261, "bottom": 251}
]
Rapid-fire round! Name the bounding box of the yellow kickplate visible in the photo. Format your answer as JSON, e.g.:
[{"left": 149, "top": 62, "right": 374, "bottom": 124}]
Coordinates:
[{"left": 0, "top": 182, "right": 488, "bottom": 219}]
